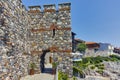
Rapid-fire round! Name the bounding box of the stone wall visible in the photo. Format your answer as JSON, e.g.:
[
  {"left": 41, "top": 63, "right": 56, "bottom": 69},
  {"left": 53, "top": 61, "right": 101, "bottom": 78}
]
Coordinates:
[
  {"left": 28, "top": 3, "right": 73, "bottom": 77},
  {"left": 0, "top": 0, "right": 31, "bottom": 80},
  {"left": 0, "top": 1, "right": 73, "bottom": 79}
]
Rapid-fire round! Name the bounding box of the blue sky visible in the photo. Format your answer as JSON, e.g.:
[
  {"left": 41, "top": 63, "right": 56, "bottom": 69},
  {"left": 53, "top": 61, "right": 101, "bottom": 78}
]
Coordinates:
[{"left": 22, "top": 0, "right": 120, "bottom": 47}]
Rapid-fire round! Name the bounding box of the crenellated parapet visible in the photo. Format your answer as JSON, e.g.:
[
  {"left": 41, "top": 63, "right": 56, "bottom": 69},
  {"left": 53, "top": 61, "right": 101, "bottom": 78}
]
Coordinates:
[
  {"left": 44, "top": 4, "right": 56, "bottom": 12},
  {"left": 58, "top": 3, "right": 71, "bottom": 11},
  {"left": 28, "top": 6, "right": 41, "bottom": 13},
  {"left": 28, "top": 3, "right": 71, "bottom": 13}
]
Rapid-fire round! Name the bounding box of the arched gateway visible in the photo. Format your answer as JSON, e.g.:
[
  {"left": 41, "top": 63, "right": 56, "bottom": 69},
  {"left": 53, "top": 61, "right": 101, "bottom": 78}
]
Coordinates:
[{"left": 28, "top": 3, "right": 73, "bottom": 77}]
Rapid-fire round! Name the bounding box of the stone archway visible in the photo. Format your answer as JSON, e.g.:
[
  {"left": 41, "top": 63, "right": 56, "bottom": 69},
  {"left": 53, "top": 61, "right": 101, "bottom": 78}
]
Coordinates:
[
  {"left": 40, "top": 46, "right": 58, "bottom": 73},
  {"left": 31, "top": 45, "right": 73, "bottom": 77},
  {"left": 40, "top": 49, "right": 50, "bottom": 73}
]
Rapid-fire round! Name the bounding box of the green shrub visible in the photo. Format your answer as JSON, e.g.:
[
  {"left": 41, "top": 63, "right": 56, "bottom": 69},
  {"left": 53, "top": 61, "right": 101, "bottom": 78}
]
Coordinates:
[
  {"left": 82, "top": 58, "right": 89, "bottom": 64},
  {"left": 100, "top": 64, "right": 104, "bottom": 66},
  {"left": 52, "top": 62, "right": 58, "bottom": 69},
  {"left": 29, "top": 62, "right": 36, "bottom": 69},
  {"left": 96, "top": 70, "right": 103, "bottom": 74},
  {"left": 110, "top": 58, "right": 119, "bottom": 61},
  {"left": 76, "top": 43, "right": 87, "bottom": 53},
  {"left": 109, "top": 55, "right": 120, "bottom": 60},
  {"left": 95, "top": 64, "right": 99, "bottom": 67},
  {"left": 104, "top": 58, "right": 109, "bottom": 61},
  {"left": 98, "top": 66, "right": 104, "bottom": 70},
  {"left": 73, "top": 55, "right": 120, "bottom": 78},
  {"left": 94, "top": 60, "right": 101, "bottom": 64},
  {"left": 72, "top": 76, "right": 78, "bottom": 80},
  {"left": 58, "top": 71, "right": 69, "bottom": 80},
  {"left": 80, "top": 64, "right": 88, "bottom": 69},
  {"left": 73, "top": 66, "right": 85, "bottom": 78},
  {"left": 90, "top": 65, "right": 95, "bottom": 70}
]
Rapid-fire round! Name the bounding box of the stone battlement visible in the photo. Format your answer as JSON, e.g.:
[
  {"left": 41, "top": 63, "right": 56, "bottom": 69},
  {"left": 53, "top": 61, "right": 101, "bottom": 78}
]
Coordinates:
[{"left": 28, "top": 3, "right": 71, "bottom": 13}]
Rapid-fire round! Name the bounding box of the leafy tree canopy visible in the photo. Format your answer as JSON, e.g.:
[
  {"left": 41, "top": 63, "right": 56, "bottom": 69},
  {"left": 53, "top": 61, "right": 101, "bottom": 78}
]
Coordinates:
[{"left": 76, "top": 43, "right": 87, "bottom": 53}]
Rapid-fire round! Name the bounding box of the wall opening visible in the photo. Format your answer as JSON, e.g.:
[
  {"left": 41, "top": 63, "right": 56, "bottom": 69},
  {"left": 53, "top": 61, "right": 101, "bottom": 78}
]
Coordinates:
[{"left": 40, "top": 49, "right": 53, "bottom": 74}]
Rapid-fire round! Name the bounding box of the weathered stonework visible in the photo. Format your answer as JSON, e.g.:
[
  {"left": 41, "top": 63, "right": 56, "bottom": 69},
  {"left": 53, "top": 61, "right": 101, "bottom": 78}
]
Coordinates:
[
  {"left": 28, "top": 3, "right": 73, "bottom": 77},
  {"left": 0, "top": 0, "right": 73, "bottom": 79},
  {"left": 0, "top": 0, "right": 31, "bottom": 80}
]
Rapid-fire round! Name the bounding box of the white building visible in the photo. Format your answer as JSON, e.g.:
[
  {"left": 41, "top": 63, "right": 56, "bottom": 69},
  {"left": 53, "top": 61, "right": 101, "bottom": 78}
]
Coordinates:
[
  {"left": 85, "top": 42, "right": 115, "bottom": 57},
  {"left": 85, "top": 42, "right": 100, "bottom": 57},
  {"left": 98, "top": 43, "right": 115, "bottom": 55}
]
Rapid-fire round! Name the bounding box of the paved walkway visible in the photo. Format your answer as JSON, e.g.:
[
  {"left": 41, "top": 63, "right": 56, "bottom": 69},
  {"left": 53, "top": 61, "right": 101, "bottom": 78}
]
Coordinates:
[
  {"left": 20, "top": 73, "right": 54, "bottom": 80},
  {"left": 20, "top": 64, "right": 54, "bottom": 80}
]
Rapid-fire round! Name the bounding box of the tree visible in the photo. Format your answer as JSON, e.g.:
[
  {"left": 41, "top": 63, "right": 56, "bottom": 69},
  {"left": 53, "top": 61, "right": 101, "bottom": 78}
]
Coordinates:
[{"left": 76, "top": 43, "right": 87, "bottom": 53}]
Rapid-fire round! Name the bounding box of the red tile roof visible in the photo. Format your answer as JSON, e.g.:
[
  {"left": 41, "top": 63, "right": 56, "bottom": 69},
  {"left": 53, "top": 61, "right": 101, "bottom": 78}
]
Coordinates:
[
  {"left": 85, "top": 42, "right": 97, "bottom": 45},
  {"left": 85, "top": 42, "right": 100, "bottom": 49}
]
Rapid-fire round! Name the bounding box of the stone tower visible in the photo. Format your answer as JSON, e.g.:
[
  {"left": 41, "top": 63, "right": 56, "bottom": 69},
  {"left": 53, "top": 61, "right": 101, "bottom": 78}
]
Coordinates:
[
  {"left": 0, "top": 0, "right": 73, "bottom": 79},
  {"left": 28, "top": 3, "right": 73, "bottom": 77}
]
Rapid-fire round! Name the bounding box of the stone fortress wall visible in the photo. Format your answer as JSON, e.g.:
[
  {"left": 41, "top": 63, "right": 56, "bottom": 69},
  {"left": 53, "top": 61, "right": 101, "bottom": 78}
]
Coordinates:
[
  {"left": 0, "top": 0, "right": 73, "bottom": 79},
  {"left": 0, "top": 0, "right": 32, "bottom": 80},
  {"left": 28, "top": 3, "right": 72, "bottom": 52},
  {"left": 28, "top": 3, "right": 73, "bottom": 77}
]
